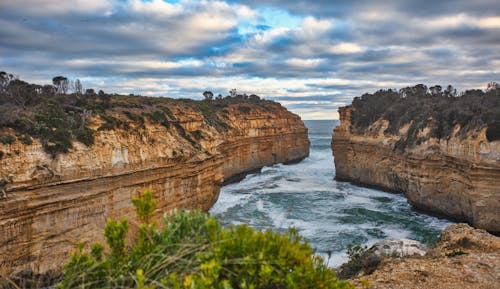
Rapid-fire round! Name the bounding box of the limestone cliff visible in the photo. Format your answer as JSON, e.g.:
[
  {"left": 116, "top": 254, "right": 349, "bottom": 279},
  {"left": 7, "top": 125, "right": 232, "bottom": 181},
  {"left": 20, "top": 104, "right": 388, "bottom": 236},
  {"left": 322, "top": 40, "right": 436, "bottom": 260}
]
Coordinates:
[
  {"left": 0, "top": 98, "right": 309, "bottom": 274},
  {"left": 332, "top": 105, "right": 500, "bottom": 233}
]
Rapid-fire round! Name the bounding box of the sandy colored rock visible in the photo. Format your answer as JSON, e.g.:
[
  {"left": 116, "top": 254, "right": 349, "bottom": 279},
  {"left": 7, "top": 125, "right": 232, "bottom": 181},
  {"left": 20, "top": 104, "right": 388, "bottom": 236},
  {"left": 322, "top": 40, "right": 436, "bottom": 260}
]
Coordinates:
[
  {"left": 332, "top": 105, "right": 500, "bottom": 233},
  {"left": 0, "top": 102, "right": 309, "bottom": 275},
  {"left": 352, "top": 224, "right": 500, "bottom": 289}
]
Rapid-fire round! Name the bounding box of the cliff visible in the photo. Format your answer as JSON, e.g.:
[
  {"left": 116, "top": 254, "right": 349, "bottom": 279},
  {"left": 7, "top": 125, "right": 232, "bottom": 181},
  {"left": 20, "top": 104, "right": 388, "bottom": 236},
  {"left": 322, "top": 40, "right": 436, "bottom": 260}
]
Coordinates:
[
  {"left": 331, "top": 87, "right": 500, "bottom": 233},
  {"left": 0, "top": 96, "right": 309, "bottom": 274},
  {"left": 352, "top": 223, "right": 500, "bottom": 289}
]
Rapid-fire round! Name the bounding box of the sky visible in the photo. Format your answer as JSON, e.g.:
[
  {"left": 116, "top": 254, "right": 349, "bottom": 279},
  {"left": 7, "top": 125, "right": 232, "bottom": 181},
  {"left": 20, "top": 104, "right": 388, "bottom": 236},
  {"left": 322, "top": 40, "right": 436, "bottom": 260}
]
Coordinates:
[{"left": 0, "top": 0, "right": 499, "bottom": 119}]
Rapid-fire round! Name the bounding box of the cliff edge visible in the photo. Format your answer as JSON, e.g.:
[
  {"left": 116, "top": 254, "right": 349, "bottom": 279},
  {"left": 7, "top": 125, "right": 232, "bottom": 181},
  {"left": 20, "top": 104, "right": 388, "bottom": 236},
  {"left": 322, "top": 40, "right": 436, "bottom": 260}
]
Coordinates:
[
  {"left": 331, "top": 85, "right": 500, "bottom": 233},
  {"left": 0, "top": 87, "right": 309, "bottom": 274}
]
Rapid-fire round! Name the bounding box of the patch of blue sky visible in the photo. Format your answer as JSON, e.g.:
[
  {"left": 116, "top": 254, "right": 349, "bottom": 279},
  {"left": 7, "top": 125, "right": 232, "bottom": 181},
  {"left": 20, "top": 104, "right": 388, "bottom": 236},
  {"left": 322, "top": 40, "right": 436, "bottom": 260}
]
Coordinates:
[
  {"left": 259, "top": 6, "right": 301, "bottom": 29},
  {"left": 237, "top": 6, "right": 301, "bottom": 36}
]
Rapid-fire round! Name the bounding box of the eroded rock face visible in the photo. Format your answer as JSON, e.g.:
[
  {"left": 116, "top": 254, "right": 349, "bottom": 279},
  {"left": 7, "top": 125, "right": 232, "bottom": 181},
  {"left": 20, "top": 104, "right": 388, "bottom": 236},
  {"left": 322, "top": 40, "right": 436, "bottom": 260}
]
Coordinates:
[
  {"left": 0, "top": 102, "right": 309, "bottom": 274},
  {"left": 352, "top": 223, "right": 500, "bottom": 289},
  {"left": 331, "top": 106, "right": 500, "bottom": 233}
]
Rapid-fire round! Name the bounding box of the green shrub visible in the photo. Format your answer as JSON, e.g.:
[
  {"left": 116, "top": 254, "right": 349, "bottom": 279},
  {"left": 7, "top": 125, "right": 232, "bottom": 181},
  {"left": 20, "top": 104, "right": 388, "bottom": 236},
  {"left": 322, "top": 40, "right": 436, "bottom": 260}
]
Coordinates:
[
  {"left": 445, "top": 250, "right": 467, "bottom": 257},
  {"left": 336, "top": 244, "right": 373, "bottom": 279},
  {"left": 0, "top": 134, "right": 16, "bottom": 145},
  {"left": 191, "top": 130, "right": 203, "bottom": 140},
  {"left": 237, "top": 106, "right": 251, "bottom": 114},
  {"left": 98, "top": 114, "right": 121, "bottom": 131},
  {"left": 43, "top": 128, "right": 72, "bottom": 155},
  {"left": 0, "top": 150, "right": 3, "bottom": 159},
  {"left": 174, "top": 123, "right": 200, "bottom": 149},
  {"left": 57, "top": 191, "right": 353, "bottom": 289},
  {"left": 350, "top": 85, "right": 500, "bottom": 151},
  {"left": 75, "top": 128, "right": 95, "bottom": 146},
  {"left": 143, "top": 111, "right": 170, "bottom": 129},
  {"left": 159, "top": 105, "right": 175, "bottom": 120},
  {"left": 18, "top": 134, "right": 33, "bottom": 145},
  {"left": 194, "top": 102, "right": 229, "bottom": 132}
]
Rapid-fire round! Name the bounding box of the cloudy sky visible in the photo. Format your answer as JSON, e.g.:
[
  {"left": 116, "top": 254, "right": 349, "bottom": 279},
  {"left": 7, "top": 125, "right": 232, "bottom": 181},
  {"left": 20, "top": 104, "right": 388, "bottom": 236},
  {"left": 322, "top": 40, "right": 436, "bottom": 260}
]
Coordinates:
[{"left": 1, "top": 0, "right": 499, "bottom": 119}]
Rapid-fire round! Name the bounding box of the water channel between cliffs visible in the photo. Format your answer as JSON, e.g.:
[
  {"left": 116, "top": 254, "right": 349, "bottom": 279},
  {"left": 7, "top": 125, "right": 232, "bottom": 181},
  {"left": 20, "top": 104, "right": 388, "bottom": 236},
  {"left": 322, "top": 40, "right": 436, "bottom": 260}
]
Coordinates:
[{"left": 210, "top": 120, "right": 453, "bottom": 267}]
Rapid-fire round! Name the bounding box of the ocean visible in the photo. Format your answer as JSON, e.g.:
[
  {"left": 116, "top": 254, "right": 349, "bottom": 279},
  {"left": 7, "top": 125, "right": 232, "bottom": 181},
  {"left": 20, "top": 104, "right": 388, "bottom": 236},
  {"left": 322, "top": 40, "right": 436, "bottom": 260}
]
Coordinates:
[{"left": 209, "top": 120, "right": 452, "bottom": 267}]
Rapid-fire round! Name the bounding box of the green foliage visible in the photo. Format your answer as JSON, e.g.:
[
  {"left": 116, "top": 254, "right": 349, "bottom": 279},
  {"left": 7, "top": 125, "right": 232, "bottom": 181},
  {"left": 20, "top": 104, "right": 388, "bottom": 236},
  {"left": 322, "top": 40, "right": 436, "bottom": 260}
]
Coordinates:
[
  {"left": 75, "top": 127, "right": 95, "bottom": 146},
  {"left": 158, "top": 105, "right": 175, "bottom": 120},
  {"left": 237, "top": 105, "right": 251, "bottom": 114},
  {"left": 0, "top": 72, "right": 281, "bottom": 157},
  {"left": 132, "top": 190, "right": 157, "bottom": 224},
  {"left": 174, "top": 122, "right": 200, "bottom": 149},
  {"left": 0, "top": 134, "right": 16, "bottom": 145},
  {"left": 350, "top": 85, "right": 500, "bottom": 151},
  {"left": 18, "top": 134, "right": 33, "bottom": 145},
  {"left": 445, "top": 250, "right": 467, "bottom": 257},
  {"left": 98, "top": 114, "right": 123, "bottom": 131},
  {"left": 143, "top": 110, "right": 170, "bottom": 128},
  {"left": 58, "top": 191, "right": 354, "bottom": 289},
  {"left": 191, "top": 130, "right": 203, "bottom": 140},
  {"left": 104, "top": 218, "right": 129, "bottom": 260},
  {"left": 336, "top": 244, "right": 371, "bottom": 279},
  {"left": 193, "top": 102, "right": 229, "bottom": 132}
]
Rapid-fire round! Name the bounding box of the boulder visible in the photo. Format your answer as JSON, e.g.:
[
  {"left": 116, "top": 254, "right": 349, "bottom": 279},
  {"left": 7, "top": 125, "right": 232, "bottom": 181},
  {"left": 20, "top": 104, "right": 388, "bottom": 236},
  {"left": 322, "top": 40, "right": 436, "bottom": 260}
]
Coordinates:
[{"left": 371, "top": 238, "right": 427, "bottom": 258}]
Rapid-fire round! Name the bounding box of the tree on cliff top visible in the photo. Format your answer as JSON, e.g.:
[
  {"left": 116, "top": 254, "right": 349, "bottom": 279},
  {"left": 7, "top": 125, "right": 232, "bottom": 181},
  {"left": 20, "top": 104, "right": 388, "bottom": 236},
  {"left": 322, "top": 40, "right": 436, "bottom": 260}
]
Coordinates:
[
  {"left": 202, "top": 90, "right": 213, "bottom": 101},
  {"left": 52, "top": 76, "right": 69, "bottom": 94},
  {"left": 350, "top": 83, "right": 500, "bottom": 151}
]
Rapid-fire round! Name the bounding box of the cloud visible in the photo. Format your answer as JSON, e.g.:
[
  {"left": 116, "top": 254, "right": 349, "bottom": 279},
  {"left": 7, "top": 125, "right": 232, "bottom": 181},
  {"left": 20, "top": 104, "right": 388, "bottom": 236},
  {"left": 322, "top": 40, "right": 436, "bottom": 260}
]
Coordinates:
[{"left": 0, "top": 0, "right": 498, "bottom": 120}]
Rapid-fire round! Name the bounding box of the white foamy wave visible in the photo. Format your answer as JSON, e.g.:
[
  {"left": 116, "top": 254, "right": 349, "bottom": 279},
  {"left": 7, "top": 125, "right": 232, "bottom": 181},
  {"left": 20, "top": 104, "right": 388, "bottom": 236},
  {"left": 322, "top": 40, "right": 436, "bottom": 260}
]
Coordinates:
[
  {"left": 210, "top": 120, "right": 453, "bottom": 268},
  {"left": 209, "top": 190, "right": 252, "bottom": 215}
]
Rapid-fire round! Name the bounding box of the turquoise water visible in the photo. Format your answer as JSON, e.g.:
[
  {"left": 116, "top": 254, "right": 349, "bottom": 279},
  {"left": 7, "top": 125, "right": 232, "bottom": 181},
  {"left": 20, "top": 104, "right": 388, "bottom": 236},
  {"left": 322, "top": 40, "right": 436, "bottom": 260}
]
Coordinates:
[{"left": 209, "top": 120, "right": 452, "bottom": 266}]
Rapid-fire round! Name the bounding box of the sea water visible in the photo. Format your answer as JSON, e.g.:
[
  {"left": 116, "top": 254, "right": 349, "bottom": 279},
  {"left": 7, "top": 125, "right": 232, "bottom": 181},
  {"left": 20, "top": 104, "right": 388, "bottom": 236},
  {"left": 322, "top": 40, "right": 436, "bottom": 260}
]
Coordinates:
[{"left": 209, "top": 120, "right": 452, "bottom": 267}]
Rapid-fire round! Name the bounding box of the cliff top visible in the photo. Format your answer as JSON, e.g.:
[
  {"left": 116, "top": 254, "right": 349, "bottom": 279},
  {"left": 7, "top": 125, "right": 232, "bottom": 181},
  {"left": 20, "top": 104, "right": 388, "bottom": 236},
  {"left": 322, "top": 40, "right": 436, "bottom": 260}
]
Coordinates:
[
  {"left": 345, "top": 83, "right": 500, "bottom": 151},
  {"left": 0, "top": 73, "right": 284, "bottom": 157}
]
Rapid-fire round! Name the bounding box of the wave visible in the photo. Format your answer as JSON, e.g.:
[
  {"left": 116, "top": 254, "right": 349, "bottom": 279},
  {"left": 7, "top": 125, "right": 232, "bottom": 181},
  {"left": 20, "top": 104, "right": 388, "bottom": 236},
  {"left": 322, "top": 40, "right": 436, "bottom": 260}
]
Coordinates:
[{"left": 209, "top": 121, "right": 453, "bottom": 267}]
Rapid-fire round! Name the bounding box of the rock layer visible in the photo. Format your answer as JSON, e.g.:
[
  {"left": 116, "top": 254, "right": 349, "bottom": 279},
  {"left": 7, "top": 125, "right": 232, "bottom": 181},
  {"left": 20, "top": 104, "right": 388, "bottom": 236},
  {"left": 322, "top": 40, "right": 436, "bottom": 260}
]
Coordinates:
[
  {"left": 332, "top": 106, "right": 500, "bottom": 233},
  {"left": 0, "top": 102, "right": 309, "bottom": 274}
]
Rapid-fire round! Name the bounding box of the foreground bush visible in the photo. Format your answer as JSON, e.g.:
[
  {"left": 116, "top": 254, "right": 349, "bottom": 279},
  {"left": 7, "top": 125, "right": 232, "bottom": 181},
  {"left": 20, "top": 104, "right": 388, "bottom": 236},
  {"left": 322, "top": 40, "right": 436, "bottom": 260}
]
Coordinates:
[{"left": 57, "top": 191, "right": 354, "bottom": 289}]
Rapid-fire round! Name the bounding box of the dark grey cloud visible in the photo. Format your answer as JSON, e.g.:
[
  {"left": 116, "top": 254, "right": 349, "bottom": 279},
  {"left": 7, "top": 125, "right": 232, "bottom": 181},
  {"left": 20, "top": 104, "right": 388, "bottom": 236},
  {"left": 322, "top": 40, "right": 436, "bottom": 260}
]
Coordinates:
[
  {"left": 0, "top": 0, "right": 498, "bottom": 119},
  {"left": 238, "top": 0, "right": 500, "bottom": 17}
]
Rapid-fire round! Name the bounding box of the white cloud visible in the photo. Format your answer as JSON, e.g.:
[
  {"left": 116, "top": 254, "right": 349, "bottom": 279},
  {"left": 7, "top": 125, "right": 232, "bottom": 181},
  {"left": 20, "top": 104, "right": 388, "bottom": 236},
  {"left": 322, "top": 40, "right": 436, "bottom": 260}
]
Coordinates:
[
  {"left": 285, "top": 58, "right": 324, "bottom": 68},
  {"left": 130, "top": 0, "right": 183, "bottom": 17},
  {"left": 0, "top": 0, "right": 113, "bottom": 15},
  {"left": 424, "top": 13, "right": 500, "bottom": 29},
  {"left": 327, "top": 43, "right": 364, "bottom": 54}
]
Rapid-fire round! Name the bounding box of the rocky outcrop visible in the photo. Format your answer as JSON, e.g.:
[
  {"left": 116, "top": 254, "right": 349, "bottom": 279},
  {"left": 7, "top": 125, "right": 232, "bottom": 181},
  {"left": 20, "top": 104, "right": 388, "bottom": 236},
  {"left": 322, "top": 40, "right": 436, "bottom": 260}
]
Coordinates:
[
  {"left": 352, "top": 223, "right": 500, "bottom": 289},
  {"left": 332, "top": 105, "right": 500, "bottom": 233},
  {"left": 0, "top": 101, "right": 309, "bottom": 274},
  {"left": 370, "top": 238, "right": 427, "bottom": 258}
]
